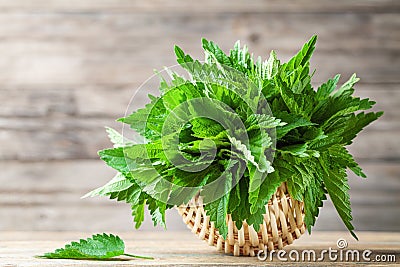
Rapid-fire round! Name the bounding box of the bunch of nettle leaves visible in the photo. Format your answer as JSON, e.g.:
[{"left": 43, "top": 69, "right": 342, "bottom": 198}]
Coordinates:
[{"left": 87, "top": 36, "right": 382, "bottom": 240}]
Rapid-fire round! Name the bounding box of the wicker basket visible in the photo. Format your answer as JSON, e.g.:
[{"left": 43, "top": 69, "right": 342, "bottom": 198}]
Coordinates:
[{"left": 177, "top": 183, "right": 306, "bottom": 256}]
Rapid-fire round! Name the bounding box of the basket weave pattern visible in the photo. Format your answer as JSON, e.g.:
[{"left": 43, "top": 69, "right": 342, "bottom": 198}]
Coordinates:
[{"left": 177, "top": 183, "right": 306, "bottom": 256}]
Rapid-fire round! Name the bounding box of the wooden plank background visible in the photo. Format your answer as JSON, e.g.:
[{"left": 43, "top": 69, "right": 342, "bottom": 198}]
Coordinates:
[
  {"left": 0, "top": 0, "right": 399, "bottom": 233},
  {"left": 1, "top": 231, "right": 399, "bottom": 266}
]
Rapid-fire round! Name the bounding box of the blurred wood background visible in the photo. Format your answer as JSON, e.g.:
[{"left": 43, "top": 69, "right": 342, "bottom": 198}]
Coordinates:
[{"left": 0, "top": 0, "right": 399, "bottom": 232}]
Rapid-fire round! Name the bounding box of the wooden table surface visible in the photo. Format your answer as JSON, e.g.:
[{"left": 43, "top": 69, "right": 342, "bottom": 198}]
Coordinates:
[{"left": 0, "top": 231, "right": 399, "bottom": 266}]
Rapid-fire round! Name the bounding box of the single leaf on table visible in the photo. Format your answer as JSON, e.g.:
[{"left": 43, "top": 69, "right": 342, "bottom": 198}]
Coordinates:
[{"left": 37, "top": 233, "right": 153, "bottom": 260}]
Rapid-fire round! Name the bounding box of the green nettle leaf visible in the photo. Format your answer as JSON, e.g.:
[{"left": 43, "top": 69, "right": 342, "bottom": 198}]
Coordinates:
[
  {"left": 132, "top": 200, "right": 146, "bottom": 229},
  {"left": 303, "top": 174, "right": 326, "bottom": 233},
  {"left": 319, "top": 154, "right": 358, "bottom": 240},
  {"left": 248, "top": 169, "right": 284, "bottom": 216},
  {"left": 175, "top": 45, "right": 194, "bottom": 65},
  {"left": 148, "top": 198, "right": 167, "bottom": 228},
  {"left": 274, "top": 111, "right": 316, "bottom": 139},
  {"left": 202, "top": 38, "right": 233, "bottom": 67},
  {"left": 203, "top": 161, "right": 239, "bottom": 238},
  {"left": 315, "top": 74, "right": 340, "bottom": 101},
  {"left": 105, "top": 127, "right": 134, "bottom": 148},
  {"left": 332, "top": 73, "right": 360, "bottom": 98},
  {"left": 191, "top": 117, "right": 225, "bottom": 138},
  {"left": 245, "top": 114, "right": 286, "bottom": 131},
  {"left": 205, "top": 193, "right": 230, "bottom": 238},
  {"left": 98, "top": 148, "right": 133, "bottom": 175},
  {"left": 282, "top": 35, "right": 317, "bottom": 72},
  {"left": 328, "top": 145, "right": 366, "bottom": 178},
  {"left": 37, "top": 233, "right": 153, "bottom": 260},
  {"left": 82, "top": 173, "right": 133, "bottom": 198},
  {"left": 89, "top": 35, "right": 382, "bottom": 241},
  {"left": 265, "top": 51, "right": 280, "bottom": 80}
]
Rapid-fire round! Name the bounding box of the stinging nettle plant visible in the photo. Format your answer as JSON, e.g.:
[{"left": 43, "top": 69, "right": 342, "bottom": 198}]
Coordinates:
[{"left": 86, "top": 35, "right": 382, "bottom": 243}]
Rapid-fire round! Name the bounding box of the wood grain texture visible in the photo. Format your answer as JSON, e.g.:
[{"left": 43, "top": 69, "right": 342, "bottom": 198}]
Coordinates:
[
  {"left": 0, "top": 12, "right": 398, "bottom": 85},
  {"left": 1, "top": 42, "right": 398, "bottom": 84},
  {"left": 0, "top": 85, "right": 397, "bottom": 161},
  {"left": 0, "top": 231, "right": 399, "bottom": 266},
  {"left": 0, "top": 161, "right": 398, "bottom": 231},
  {"left": 0, "top": 13, "right": 398, "bottom": 51},
  {"left": 0, "top": 0, "right": 399, "bottom": 233},
  {"left": 0, "top": 0, "right": 398, "bottom": 13},
  {"left": 0, "top": 84, "right": 397, "bottom": 118},
  {"left": 0, "top": 119, "right": 396, "bottom": 161}
]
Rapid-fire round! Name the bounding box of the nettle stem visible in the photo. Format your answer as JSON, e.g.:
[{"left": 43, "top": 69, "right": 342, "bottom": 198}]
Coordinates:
[{"left": 123, "top": 253, "right": 154, "bottom": 260}]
